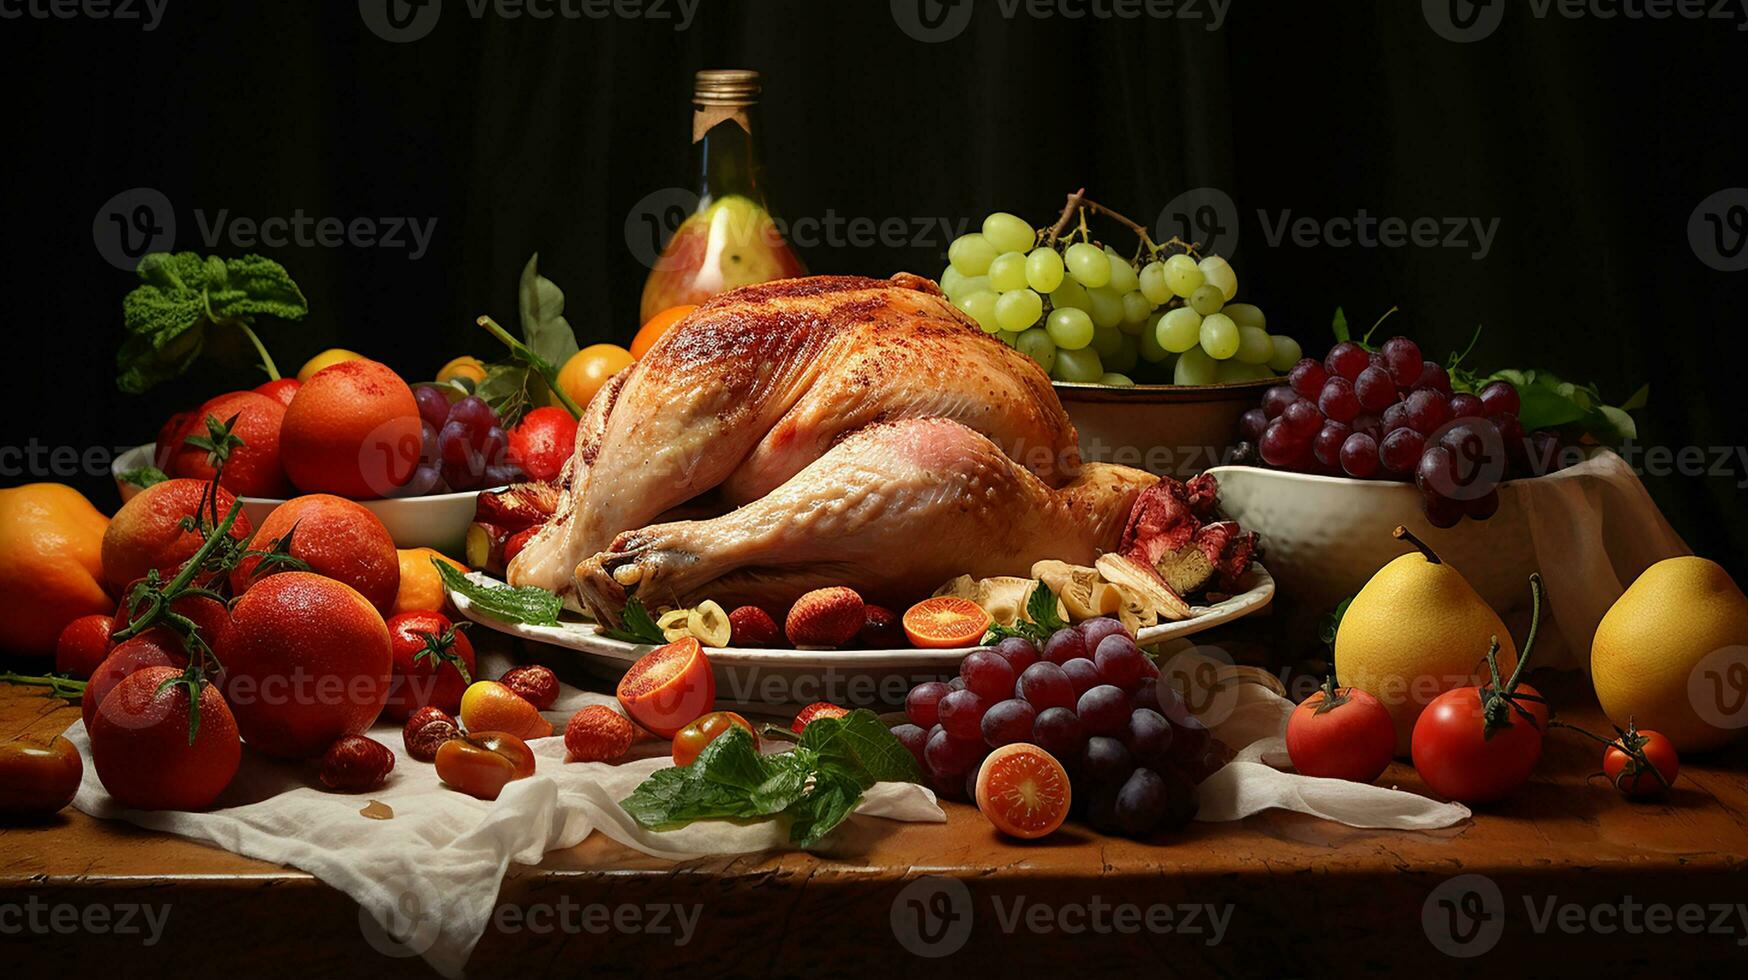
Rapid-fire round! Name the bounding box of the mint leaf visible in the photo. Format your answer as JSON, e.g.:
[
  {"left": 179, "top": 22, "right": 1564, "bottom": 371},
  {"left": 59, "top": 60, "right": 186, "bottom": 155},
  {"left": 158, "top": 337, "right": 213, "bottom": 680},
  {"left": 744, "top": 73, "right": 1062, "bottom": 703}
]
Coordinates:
[
  {"left": 434, "top": 561, "right": 561, "bottom": 626},
  {"left": 1026, "top": 580, "right": 1069, "bottom": 633},
  {"left": 599, "top": 596, "right": 666, "bottom": 644},
  {"left": 800, "top": 709, "right": 923, "bottom": 785},
  {"left": 622, "top": 713, "right": 926, "bottom": 848},
  {"left": 118, "top": 465, "right": 169, "bottom": 489},
  {"left": 786, "top": 767, "right": 871, "bottom": 848}
]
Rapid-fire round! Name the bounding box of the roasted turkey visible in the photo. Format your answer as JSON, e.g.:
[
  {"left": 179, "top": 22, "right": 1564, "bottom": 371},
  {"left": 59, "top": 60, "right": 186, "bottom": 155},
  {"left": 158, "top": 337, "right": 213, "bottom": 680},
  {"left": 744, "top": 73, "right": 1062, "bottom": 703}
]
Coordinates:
[{"left": 508, "top": 273, "right": 1160, "bottom": 624}]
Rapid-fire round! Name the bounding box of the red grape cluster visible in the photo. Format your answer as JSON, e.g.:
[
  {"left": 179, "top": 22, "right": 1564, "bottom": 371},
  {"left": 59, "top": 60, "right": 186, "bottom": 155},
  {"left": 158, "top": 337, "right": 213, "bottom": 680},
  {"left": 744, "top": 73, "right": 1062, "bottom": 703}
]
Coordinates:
[
  {"left": 405, "top": 388, "right": 524, "bottom": 496},
  {"left": 893, "top": 618, "right": 1229, "bottom": 839},
  {"left": 1239, "top": 337, "right": 1552, "bottom": 528}
]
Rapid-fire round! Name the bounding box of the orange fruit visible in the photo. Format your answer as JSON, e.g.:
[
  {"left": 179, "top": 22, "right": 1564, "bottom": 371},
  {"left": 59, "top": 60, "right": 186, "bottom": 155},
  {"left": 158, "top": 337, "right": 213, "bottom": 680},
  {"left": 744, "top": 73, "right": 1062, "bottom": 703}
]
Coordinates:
[
  {"left": 101, "top": 479, "right": 253, "bottom": 594},
  {"left": 0, "top": 484, "right": 112, "bottom": 656},
  {"left": 437, "top": 355, "right": 488, "bottom": 387},
  {"left": 231, "top": 494, "right": 400, "bottom": 615},
  {"left": 219, "top": 571, "right": 392, "bottom": 759},
  {"left": 629, "top": 305, "right": 698, "bottom": 360},
  {"left": 975, "top": 743, "right": 1072, "bottom": 839},
  {"left": 281, "top": 358, "right": 421, "bottom": 499},
  {"left": 903, "top": 597, "right": 993, "bottom": 649},
  {"left": 615, "top": 636, "right": 716, "bottom": 738},
  {"left": 392, "top": 547, "right": 467, "bottom": 614},
  {"left": 296, "top": 348, "right": 363, "bottom": 382},
  {"left": 555, "top": 344, "right": 634, "bottom": 412},
  {"left": 168, "top": 390, "right": 291, "bottom": 498},
  {"left": 459, "top": 681, "right": 552, "bottom": 740}
]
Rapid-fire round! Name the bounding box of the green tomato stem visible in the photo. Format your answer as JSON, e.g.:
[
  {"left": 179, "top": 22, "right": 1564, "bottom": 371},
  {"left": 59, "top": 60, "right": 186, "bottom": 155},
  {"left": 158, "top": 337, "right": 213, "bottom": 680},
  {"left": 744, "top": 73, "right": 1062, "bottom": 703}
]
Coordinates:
[{"left": 232, "top": 320, "right": 281, "bottom": 381}]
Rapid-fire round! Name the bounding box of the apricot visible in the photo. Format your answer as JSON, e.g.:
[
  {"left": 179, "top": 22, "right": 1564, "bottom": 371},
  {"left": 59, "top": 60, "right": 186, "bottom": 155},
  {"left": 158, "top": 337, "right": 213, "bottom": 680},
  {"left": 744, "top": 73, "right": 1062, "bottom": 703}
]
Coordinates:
[
  {"left": 231, "top": 494, "right": 400, "bottom": 615},
  {"left": 100, "top": 479, "right": 252, "bottom": 595},
  {"left": 0, "top": 484, "right": 112, "bottom": 656},
  {"left": 168, "top": 390, "right": 291, "bottom": 498},
  {"left": 281, "top": 358, "right": 420, "bottom": 499},
  {"left": 220, "top": 572, "right": 392, "bottom": 759}
]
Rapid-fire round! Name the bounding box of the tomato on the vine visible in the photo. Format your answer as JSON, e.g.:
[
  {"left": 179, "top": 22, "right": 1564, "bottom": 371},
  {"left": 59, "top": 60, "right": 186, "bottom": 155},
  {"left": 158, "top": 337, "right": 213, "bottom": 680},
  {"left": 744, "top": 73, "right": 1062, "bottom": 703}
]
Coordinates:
[
  {"left": 1603, "top": 727, "right": 1679, "bottom": 799},
  {"left": 672, "top": 711, "right": 755, "bottom": 767},
  {"left": 1286, "top": 677, "right": 1396, "bottom": 783},
  {"left": 1410, "top": 573, "right": 1550, "bottom": 805}
]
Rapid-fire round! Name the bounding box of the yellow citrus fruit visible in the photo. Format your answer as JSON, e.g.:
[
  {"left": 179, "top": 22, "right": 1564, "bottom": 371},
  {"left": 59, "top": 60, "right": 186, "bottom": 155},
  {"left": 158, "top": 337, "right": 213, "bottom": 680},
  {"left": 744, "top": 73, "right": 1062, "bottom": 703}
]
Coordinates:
[
  {"left": 392, "top": 547, "right": 469, "bottom": 615},
  {"left": 1592, "top": 556, "right": 1748, "bottom": 752},
  {"left": 296, "top": 348, "right": 364, "bottom": 382},
  {"left": 556, "top": 344, "right": 635, "bottom": 411},
  {"left": 437, "top": 355, "right": 488, "bottom": 386}
]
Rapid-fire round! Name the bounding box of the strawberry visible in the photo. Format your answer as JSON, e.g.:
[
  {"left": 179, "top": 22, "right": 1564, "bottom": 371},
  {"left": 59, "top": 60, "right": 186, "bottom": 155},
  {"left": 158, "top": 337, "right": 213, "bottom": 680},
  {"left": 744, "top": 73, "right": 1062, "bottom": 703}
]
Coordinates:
[
  {"left": 500, "top": 664, "right": 559, "bottom": 710},
  {"left": 791, "top": 701, "right": 851, "bottom": 734},
  {"left": 784, "top": 587, "right": 865, "bottom": 649},
  {"left": 564, "top": 705, "right": 635, "bottom": 762},
  {"left": 320, "top": 735, "right": 395, "bottom": 791},
  {"left": 403, "top": 706, "right": 460, "bottom": 762},
  {"left": 728, "top": 605, "right": 780, "bottom": 647}
]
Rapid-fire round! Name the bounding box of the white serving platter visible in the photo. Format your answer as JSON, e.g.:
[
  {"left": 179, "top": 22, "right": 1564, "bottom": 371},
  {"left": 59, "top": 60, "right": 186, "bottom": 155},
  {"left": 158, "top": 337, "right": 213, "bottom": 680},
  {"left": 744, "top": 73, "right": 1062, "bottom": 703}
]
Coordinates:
[{"left": 449, "top": 565, "right": 1275, "bottom": 711}]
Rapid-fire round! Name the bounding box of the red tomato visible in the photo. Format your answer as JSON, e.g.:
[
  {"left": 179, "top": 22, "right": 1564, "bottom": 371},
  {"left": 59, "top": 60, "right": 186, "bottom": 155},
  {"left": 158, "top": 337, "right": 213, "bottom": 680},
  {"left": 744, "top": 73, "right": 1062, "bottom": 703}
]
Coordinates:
[
  {"left": 383, "top": 611, "right": 476, "bottom": 722},
  {"left": 435, "top": 731, "right": 536, "bottom": 801},
  {"left": 1603, "top": 728, "right": 1679, "bottom": 799},
  {"left": 1286, "top": 679, "right": 1396, "bottom": 783},
  {"left": 88, "top": 666, "right": 241, "bottom": 811},
  {"left": 0, "top": 736, "right": 84, "bottom": 816},
  {"left": 672, "top": 711, "right": 755, "bottom": 766},
  {"left": 506, "top": 407, "right": 579, "bottom": 483},
  {"left": 54, "top": 614, "right": 114, "bottom": 680},
  {"left": 1411, "top": 683, "right": 1548, "bottom": 804},
  {"left": 254, "top": 378, "right": 303, "bottom": 407}
]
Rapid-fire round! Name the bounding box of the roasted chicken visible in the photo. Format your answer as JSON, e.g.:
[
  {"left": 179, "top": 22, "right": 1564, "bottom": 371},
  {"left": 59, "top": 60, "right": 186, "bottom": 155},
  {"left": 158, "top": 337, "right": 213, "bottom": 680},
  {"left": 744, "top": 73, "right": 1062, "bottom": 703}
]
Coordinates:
[{"left": 508, "top": 273, "right": 1158, "bottom": 624}]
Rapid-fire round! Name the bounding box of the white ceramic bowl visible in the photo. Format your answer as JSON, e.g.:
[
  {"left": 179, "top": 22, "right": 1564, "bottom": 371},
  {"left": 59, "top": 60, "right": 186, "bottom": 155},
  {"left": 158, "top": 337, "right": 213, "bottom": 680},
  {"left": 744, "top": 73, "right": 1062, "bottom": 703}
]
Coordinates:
[{"left": 111, "top": 443, "right": 488, "bottom": 556}]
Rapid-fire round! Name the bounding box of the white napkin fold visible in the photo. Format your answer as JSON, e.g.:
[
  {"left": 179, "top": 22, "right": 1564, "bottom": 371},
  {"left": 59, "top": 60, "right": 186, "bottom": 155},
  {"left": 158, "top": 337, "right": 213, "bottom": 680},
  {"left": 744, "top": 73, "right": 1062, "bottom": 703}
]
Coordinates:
[{"left": 66, "top": 676, "right": 943, "bottom": 978}]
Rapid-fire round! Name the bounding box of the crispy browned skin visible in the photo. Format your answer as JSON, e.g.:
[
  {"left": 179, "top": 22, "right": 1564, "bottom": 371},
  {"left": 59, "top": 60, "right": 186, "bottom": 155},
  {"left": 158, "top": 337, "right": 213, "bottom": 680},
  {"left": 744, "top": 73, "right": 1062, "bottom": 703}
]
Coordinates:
[{"left": 509, "top": 273, "right": 1083, "bottom": 603}]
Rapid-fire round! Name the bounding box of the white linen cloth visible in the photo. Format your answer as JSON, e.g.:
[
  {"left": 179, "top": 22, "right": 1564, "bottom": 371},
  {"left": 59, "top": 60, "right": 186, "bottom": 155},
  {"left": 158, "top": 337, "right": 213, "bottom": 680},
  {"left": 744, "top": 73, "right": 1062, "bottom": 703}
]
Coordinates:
[{"left": 69, "top": 661, "right": 1471, "bottom": 975}]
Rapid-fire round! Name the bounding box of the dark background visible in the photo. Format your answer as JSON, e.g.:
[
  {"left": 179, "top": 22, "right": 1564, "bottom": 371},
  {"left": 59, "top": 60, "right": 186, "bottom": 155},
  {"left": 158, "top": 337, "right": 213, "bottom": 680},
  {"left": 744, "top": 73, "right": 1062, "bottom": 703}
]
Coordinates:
[{"left": 2, "top": 0, "right": 1744, "bottom": 573}]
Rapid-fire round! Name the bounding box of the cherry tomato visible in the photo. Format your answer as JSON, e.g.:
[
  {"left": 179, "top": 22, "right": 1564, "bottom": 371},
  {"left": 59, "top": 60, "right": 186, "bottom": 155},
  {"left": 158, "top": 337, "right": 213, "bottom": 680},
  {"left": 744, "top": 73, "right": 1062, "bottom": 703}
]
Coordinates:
[
  {"left": 1604, "top": 728, "right": 1679, "bottom": 799},
  {"left": 0, "top": 736, "right": 84, "bottom": 816},
  {"left": 1411, "top": 683, "right": 1548, "bottom": 804},
  {"left": 383, "top": 611, "right": 476, "bottom": 722},
  {"left": 435, "top": 731, "right": 536, "bottom": 801},
  {"left": 1286, "top": 679, "right": 1396, "bottom": 783},
  {"left": 672, "top": 711, "right": 755, "bottom": 767}
]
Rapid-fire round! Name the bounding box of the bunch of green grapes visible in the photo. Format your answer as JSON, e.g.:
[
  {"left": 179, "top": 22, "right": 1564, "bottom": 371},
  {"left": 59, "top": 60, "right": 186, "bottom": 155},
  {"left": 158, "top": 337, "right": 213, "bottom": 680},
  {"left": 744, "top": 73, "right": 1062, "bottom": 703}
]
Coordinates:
[{"left": 940, "top": 211, "right": 1303, "bottom": 387}]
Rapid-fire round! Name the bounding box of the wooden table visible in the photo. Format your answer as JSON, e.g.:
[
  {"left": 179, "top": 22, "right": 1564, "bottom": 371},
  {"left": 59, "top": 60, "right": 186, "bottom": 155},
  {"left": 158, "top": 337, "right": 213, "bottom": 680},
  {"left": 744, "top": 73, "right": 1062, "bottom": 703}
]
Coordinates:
[{"left": 3, "top": 677, "right": 1745, "bottom": 978}]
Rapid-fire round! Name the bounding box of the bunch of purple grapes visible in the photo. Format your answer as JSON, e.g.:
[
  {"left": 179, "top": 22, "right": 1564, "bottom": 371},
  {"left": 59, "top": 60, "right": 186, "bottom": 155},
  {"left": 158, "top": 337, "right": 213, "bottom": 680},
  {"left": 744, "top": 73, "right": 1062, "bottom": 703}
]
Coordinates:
[
  {"left": 1239, "top": 336, "right": 1552, "bottom": 528},
  {"left": 405, "top": 388, "right": 523, "bottom": 496},
  {"left": 891, "top": 617, "right": 1229, "bottom": 840}
]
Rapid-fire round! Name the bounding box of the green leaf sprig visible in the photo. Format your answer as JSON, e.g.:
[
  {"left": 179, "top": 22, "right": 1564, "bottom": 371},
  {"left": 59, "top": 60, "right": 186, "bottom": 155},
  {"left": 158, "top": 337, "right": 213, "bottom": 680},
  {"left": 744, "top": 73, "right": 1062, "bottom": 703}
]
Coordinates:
[
  {"left": 473, "top": 254, "right": 585, "bottom": 423},
  {"left": 621, "top": 710, "right": 924, "bottom": 848},
  {"left": 117, "top": 252, "right": 308, "bottom": 393},
  {"left": 433, "top": 561, "right": 562, "bottom": 626},
  {"left": 982, "top": 579, "right": 1068, "bottom": 643},
  {"left": 598, "top": 596, "right": 666, "bottom": 645}
]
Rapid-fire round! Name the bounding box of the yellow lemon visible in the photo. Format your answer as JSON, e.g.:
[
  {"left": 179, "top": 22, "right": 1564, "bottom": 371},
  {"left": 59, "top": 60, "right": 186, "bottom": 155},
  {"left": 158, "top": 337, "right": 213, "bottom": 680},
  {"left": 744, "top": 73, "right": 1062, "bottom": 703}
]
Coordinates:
[
  {"left": 437, "top": 355, "right": 488, "bottom": 387},
  {"left": 296, "top": 348, "right": 364, "bottom": 382}
]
